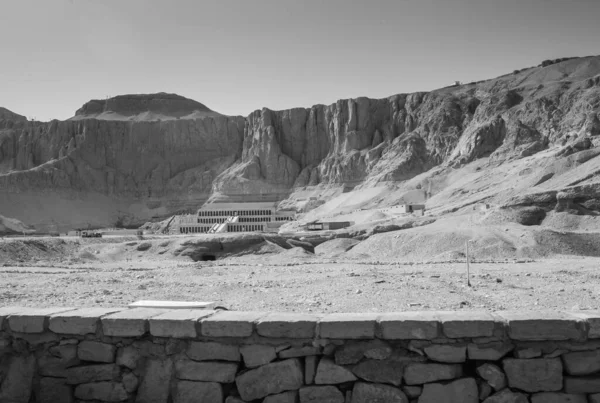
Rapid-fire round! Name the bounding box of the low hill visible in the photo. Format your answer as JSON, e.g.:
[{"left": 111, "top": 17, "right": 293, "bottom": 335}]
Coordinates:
[{"left": 70, "top": 92, "right": 222, "bottom": 121}]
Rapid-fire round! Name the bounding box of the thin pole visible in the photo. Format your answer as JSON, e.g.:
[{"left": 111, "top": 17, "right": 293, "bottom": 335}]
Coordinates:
[{"left": 466, "top": 241, "right": 471, "bottom": 287}]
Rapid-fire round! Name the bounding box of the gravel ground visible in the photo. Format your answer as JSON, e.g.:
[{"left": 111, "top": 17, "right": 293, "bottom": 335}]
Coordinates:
[{"left": 2, "top": 255, "right": 600, "bottom": 313}]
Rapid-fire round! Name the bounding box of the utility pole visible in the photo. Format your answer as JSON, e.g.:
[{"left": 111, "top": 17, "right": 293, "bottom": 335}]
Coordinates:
[{"left": 466, "top": 240, "right": 472, "bottom": 287}]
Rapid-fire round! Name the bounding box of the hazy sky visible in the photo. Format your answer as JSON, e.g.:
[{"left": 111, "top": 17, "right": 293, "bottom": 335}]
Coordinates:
[{"left": 1, "top": 0, "right": 599, "bottom": 121}]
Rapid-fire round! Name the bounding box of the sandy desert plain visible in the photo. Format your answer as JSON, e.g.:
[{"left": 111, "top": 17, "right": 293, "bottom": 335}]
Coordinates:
[{"left": 2, "top": 207, "right": 600, "bottom": 314}]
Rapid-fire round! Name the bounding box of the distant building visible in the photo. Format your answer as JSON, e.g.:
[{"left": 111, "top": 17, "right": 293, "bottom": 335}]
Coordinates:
[
  {"left": 304, "top": 221, "right": 354, "bottom": 231},
  {"left": 176, "top": 202, "right": 296, "bottom": 234},
  {"left": 379, "top": 204, "right": 426, "bottom": 215}
]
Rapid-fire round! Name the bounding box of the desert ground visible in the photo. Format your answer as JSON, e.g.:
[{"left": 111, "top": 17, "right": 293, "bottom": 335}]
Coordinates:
[{"left": 2, "top": 209, "right": 600, "bottom": 313}]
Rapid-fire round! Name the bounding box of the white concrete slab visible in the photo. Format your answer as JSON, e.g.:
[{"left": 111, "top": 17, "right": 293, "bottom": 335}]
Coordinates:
[{"left": 128, "top": 300, "right": 215, "bottom": 309}]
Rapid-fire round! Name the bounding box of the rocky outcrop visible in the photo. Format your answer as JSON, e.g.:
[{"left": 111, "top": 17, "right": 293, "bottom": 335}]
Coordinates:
[
  {"left": 72, "top": 92, "right": 221, "bottom": 120},
  {"left": 1, "top": 56, "right": 600, "bottom": 229},
  {"left": 0, "top": 107, "right": 26, "bottom": 122}
]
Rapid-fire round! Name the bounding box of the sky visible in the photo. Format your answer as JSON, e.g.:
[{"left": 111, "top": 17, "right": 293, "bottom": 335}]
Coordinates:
[{"left": 1, "top": 0, "right": 599, "bottom": 121}]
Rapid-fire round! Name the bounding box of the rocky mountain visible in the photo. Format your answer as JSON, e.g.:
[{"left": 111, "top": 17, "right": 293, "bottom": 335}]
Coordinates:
[
  {"left": 0, "top": 107, "right": 26, "bottom": 122},
  {"left": 1, "top": 56, "right": 599, "bottom": 231}
]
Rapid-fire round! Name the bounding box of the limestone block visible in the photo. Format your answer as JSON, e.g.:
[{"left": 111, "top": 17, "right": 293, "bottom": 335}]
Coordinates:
[
  {"left": 334, "top": 339, "right": 391, "bottom": 365},
  {"left": 240, "top": 344, "right": 277, "bottom": 368},
  {"left": 562, "top": 349, "right": 600, "bottom": 375},
  {"left": 379, "top": 312, "right": 439, "bottom": 340},
  {"left": 165, "top": 339, "right": 186, "bottom": 355},
  {"left": 467, "top": 341, "right": 513, "bottom": 360},
  {"left": 279, "top": 346, "right": 321, "bottom": 359},
  {"left": 403, "top": 363, "right": 463, "bottom": 385},
  {"left": 49, "top": 344, "right": 78, "bottom": 360},
  {"left": 476, "top": 363, "right": 506, "bottom": 390},
  {"left": 572, "top": 311, "right": 600, "bottom": 338},
  {"left": 482, "top": 389, "right": 529, "bottom": 403},
  {"left": 175, "top": 360, "right": 238, "bottom": 383},
  {"left": 315, "top": 357, "right": 357, "bottom": 384},
  {"left": 530, "top": 392, "right": 587, "bottom": 403},
  {"left": 351, "top": 358, "right": 405, "bottom": 386},
  {"left": 351, "top": 382, "right": 408, "bottom": 403},
  {"left": 0, "top": 355, "right": 36, "bottom": 403},
  {"left": 186, "top": 341, "right": 240, "bottom": 362},
  {"left": 172, "top": 381, "right": 223, "bottom": 403},
  {"left": 235, "top": 358, "right": 304, "bottom": 401},
  {"left": 116, "top": 345, "right": 140, "bottom": 369},
  {"left": 514, "top": 347, "right": 543, "bottom": 358},
  {"left": 300, "top": 386, "right": 343, "bottom": 403},
  {"left": 479, "top": 381, "right": 492, "bottom": 401},
  {"left": 38, "top": 345, "right": 80, "bottom": 377},
  {"left": 49, "top": 307, "right": 126, "bottom": 335},
  {"left": 265, "top": 390, "right": 299, "bottom": 403},
  {"left": 564, "top": 376, "right": 600, "bottom": 394},
  {"left": 503, "top": 358, "right": 563, "bottom": 392},
  {"left": 438, "top": 311, "right": 497, "bottom": 338},
  {"left": 423, "top": 344, "right": 466, "bottom": 363},
  {"left": 149, "top": 309, "right": 215, "bottom": 338},
  {"left": 418, "top": 378, "right": 478, "bottom": 403},
  {"left": 0, "top": 306, "right": 24, "bottom": 329},
  {"left": 402, "top": 386, "right": 422, "bottom": 399},
  {"left": 122, "top": 372, "right": 139, "bottom": 393},
  {"left": 8, "top": 307, "right": 74, "bottom": 333},
  {"left": 66, "top": 364, "right": 120, "bottom": 384},
  {"left": 0, "top": 338, "right": 10, "bottom": 355},
  {"left": 78, "top": 340, "right": 116, "bottom": 362},
  {"left": 200, "top": 311, "right": 266, "bottom": 337},
  {"left": 132, "top": 340, "right": 165, "bottom": 357},
  {"left": 225, "top": 397, "right": 246, "bottom": 403},
  {"left": 74, "top": 382, "right": 128, "bottom": 402},
  {"left": 305, "top": 356, "right": 319, "bottom": 385},
  {"left": 590, "top": 393, "right": 600, "bottom": 403},
  {"left": 39, "top": 377, "right": 74, "bottom": 403},
  {"left": 13, "top": 331, "right": 59, "bottom": 345},
  {"left": 498, "top": 311, "right": 585, "bottom": 341},
  {"left": 257, "top": 312, "right": 320, "bottom": 338},
  {"left": 101, "top": 308, "right": 170, "bottom": 337},
  {"left": 319, "top": 313, "right": 378, "bottom": 339},
  {"left": 135, "top": 358, "right": 173, "bottom": 403}
]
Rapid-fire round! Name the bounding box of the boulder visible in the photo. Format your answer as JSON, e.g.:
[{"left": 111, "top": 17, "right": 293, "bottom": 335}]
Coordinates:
[
  {"left": 315, "top": 357, "right": 357, "bottom": 384},
  {"left": 530, "top": 393, "right": 587, "bottom": 403},
  {"left": 418, "top": 378, "right": 478, "bottom": 403},
  {"left": 476, "top": 363, "right": 507, "bottom": 390},
  {"left": 172, "top": 381, "right": 223, "bottom": 403},
  {"left": 240, "top": 344, "right": 277, "bottom": 368},
  {"left": 403, "top": 363, "right": 463, "bottom": 385},
  {"left": 423, "top": 344, "right": 466, "bottom": 363},
  {"left": 299, "top": 386, "right": 343, "bottom": 403},
  {"left": 236, "top": 359, "right": 304, "bottom": 401},
  {"left": 482, "top": 389, "right": 529, "bottom": 403},
  {"left": 351, "top": 382, "right": 408, "bottom": 403},
  {"left": 186, "top": 341, "right": 240, "bottom": 362},
  {"left": 503, "top": 358, "right": 562, "bottom": 392}
]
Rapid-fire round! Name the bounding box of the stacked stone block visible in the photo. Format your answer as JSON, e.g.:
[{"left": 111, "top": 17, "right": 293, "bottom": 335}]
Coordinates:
[{"left": 2, "top": 307, "right": 600, "bottom": 402}]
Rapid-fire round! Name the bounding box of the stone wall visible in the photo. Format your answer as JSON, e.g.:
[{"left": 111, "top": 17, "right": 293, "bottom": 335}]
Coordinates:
[{"left": 2, "top": 307, "right": 600, "bottom": 402}]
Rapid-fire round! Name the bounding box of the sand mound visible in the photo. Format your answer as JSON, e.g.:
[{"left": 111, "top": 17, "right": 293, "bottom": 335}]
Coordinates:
[
  {"left": 348, "top": 215, "right": 600, "bottom": 261},
  {"left": 315, "top": 238, "right": 360, "bottom": 257},
  {"left": 0, "top": 215, "right": 36, "bottom": 235},
  {"left": 541, "top": 211, "right": 600, "bottom": 232}
]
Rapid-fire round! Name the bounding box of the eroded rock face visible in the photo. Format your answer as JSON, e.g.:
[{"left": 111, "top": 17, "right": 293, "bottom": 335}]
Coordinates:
[{"left": 2, "top": 56, "right": 600, "bottom": 229}]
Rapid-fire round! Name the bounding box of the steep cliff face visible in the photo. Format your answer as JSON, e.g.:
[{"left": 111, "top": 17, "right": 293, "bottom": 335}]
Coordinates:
[
  {"left": 1, "top": 57, "right": 600, "bottom": 230},
  {"left": 0, "top": 110, "right": 245, "bottom": 229}
]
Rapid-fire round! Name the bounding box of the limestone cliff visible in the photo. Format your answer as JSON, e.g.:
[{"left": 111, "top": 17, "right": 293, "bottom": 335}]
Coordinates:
[{"left": 1, "top": 56, "right": 600, "bottom": 230}]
